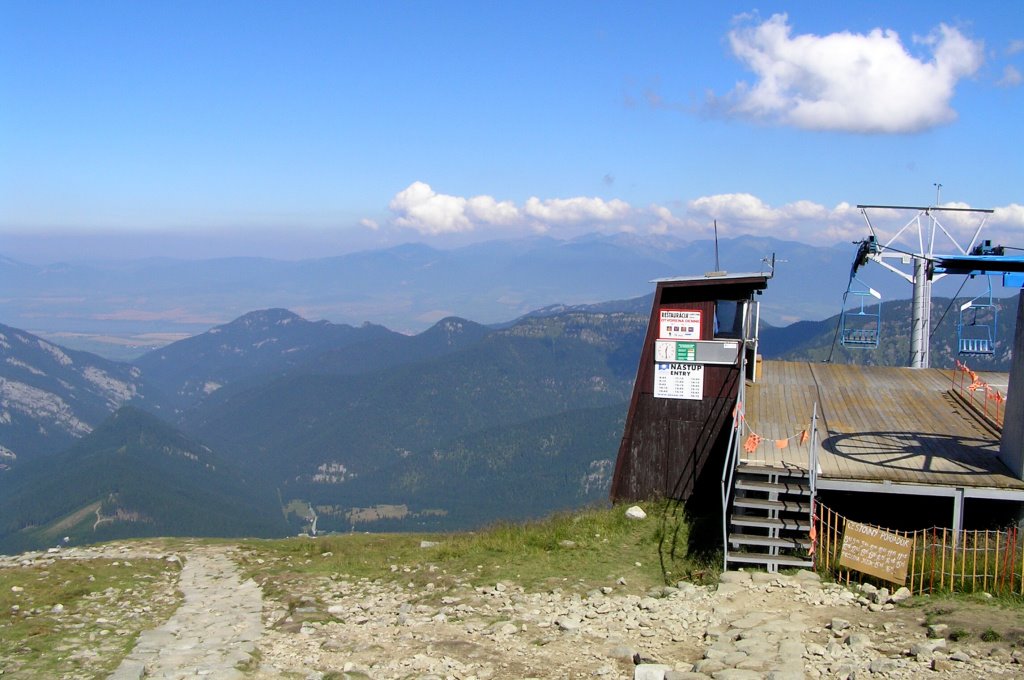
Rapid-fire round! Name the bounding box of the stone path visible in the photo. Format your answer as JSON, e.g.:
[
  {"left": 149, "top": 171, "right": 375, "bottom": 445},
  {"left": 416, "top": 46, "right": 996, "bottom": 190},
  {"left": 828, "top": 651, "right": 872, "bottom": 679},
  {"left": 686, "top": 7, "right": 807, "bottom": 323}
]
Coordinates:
[{"left": 108, "top": 547, "right": 262, "bottom": 679}]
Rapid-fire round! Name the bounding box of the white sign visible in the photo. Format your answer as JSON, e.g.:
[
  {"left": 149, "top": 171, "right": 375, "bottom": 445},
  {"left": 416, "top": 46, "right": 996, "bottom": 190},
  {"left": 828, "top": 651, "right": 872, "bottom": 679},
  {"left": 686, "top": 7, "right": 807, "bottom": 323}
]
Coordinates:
[
  {"left": 654, "top": 362, "right": 704, "bottom": 400},
  {"left": 659, "top": 309, "right": 702, "bottom": 340}
]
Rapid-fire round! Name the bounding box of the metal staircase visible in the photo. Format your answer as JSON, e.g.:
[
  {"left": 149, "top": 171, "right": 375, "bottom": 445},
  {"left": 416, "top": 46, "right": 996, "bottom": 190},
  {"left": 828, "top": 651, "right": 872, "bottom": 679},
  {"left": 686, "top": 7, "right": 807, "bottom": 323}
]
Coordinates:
[
  {"left": 720, "top": 342, "right": 818, "bottom": 573},
  {"left": 726, "top": 462, "right": 813, "bottom": 572}
]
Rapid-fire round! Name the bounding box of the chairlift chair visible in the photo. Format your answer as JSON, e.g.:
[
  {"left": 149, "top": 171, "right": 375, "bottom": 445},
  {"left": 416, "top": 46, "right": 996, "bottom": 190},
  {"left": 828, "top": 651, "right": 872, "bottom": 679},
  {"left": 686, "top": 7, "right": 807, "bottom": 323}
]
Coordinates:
[
  {"left": 840, "top": 278, "right": 882, "bottom": 349},
  {"left": 957, "top": 277, "right": 997, "bottom": 356}
]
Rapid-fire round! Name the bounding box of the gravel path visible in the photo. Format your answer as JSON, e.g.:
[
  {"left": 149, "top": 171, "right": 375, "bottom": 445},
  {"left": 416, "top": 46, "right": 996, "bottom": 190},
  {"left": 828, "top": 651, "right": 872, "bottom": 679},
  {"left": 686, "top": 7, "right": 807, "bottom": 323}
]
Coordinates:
[
  {"left": 108, "top": 547, "right": 262, "bottom": 679},
  {"left": 8, "top": 541, "right": 1021, "bottom": 679}
]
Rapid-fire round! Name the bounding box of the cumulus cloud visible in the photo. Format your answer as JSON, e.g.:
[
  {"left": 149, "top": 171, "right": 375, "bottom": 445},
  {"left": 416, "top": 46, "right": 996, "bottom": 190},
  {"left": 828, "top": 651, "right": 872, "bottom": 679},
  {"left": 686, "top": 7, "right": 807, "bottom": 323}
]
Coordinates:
[
  {"left": 687, "top": 193, "right": 865, "bottom": 242},
  {"left": 523, "top": 196, "right": 631, "bottom": 224},
  {"left": 386, "top": 182, "right": 635, "bottom": 236},
  {"left": 389, "top": 182, "right": 474, "bottom": 235},
  {"left": 379, "top": 182, "right": 1021, "bottom": 248},
  {"left": 720, "top": 14, "right": 983, "bottom": 133}
]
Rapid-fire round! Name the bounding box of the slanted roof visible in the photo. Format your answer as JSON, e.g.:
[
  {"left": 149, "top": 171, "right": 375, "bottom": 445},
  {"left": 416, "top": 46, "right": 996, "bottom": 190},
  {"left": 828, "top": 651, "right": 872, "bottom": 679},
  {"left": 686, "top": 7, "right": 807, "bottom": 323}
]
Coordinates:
[{"left": 651, "top": 271, "right": 770, "bottom": 285}]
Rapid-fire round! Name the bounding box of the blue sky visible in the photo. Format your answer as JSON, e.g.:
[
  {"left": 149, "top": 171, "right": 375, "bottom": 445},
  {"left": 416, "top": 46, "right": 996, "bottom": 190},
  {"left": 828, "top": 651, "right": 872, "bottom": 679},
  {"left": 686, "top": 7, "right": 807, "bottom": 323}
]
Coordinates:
[{"left": 2, "top": 1, "right": 1022, "bottom": 260}]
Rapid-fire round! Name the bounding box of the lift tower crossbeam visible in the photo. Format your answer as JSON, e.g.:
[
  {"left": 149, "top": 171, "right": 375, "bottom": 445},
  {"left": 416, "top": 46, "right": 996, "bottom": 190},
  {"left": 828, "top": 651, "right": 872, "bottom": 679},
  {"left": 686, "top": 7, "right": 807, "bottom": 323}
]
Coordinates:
[{"left": 855, "top": 202, "right": 994, "bottom": 369}]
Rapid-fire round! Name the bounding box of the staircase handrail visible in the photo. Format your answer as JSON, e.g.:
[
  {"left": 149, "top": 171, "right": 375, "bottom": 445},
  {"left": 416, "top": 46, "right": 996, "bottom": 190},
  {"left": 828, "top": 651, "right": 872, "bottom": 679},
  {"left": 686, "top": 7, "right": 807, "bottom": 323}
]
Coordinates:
[
  {"left": 808, "top": 402, "right": 819, "bottom": 498},
  {"left": 720, "top": 345, "right": 748, "bottom": 572}
]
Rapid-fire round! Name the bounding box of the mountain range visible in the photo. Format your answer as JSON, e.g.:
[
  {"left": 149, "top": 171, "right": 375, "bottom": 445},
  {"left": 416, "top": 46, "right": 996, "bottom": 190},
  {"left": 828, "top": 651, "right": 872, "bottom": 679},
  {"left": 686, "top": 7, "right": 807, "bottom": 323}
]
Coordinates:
[
  {"left": 0, "top": 304, "right": 647, "bottom": 549},
  {"left": 0, "top": 280, "right": 1018, "bottom": 551},
  {"left": 1, "top": 234, "right": 892, "bottom": 360}
]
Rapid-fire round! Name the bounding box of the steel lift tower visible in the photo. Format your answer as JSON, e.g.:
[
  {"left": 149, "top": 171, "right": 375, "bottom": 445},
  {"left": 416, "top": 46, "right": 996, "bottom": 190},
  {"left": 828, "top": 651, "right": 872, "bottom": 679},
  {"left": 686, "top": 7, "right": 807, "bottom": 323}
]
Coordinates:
[{"left": 855, "top": 198, "right": 994, "bottom": 368}]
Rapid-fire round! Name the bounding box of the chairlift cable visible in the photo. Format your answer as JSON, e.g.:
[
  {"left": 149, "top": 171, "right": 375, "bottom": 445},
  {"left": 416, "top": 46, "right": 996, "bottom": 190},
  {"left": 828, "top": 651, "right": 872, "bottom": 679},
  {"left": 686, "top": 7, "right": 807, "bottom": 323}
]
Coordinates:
[
  {"left": 929, "top": 274, "right": 966, "bottom": 335},
  {"left": 826, "top": 286, "right": 851, "bottom": 364}
]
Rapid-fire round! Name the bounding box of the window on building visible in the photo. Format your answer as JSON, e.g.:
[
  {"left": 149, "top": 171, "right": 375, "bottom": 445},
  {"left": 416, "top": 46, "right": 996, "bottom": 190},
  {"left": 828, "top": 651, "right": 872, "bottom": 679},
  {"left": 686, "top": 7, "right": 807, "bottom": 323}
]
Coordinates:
[{"left": 714, "top": 300, "right": 744, "bottom": 339}]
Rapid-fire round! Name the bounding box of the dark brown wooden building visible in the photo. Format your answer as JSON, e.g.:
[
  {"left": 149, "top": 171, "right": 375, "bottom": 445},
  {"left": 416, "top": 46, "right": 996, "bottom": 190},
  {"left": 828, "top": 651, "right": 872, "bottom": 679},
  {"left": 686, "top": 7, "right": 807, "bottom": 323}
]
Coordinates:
[{"left": 610, "top": 272, "right": 769, "bottom": 502}]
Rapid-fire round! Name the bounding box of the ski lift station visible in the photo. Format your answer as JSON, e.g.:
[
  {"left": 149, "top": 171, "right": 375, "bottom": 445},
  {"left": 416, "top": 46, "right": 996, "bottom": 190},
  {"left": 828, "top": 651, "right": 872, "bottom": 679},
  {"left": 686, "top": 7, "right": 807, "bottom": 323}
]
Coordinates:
[{"left": 611, "top": 204, "right": 1024, "bottom": 573}]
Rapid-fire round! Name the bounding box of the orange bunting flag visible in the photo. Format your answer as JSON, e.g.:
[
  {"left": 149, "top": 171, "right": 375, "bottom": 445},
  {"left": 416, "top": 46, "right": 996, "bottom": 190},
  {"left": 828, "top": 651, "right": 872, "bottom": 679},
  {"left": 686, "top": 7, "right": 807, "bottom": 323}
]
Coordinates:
[
  {"left": 743, "top": 433, "right": 762, "bottom": 453},
  {"left": 775, "top": 438, "right": 789, "bottom": 450},
  {"left": 799, "top": 429, "right": 809, "bottom": 445},
  {"left": 732, "top": 401, "right": 744, "bottom": 428}
]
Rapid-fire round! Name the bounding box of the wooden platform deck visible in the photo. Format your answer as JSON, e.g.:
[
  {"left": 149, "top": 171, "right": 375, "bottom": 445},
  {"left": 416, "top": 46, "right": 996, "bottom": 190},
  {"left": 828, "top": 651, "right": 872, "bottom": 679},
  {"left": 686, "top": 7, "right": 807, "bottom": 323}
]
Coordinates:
[{"left": 743, "top": 360, "right": 1024, "bottom": 492}]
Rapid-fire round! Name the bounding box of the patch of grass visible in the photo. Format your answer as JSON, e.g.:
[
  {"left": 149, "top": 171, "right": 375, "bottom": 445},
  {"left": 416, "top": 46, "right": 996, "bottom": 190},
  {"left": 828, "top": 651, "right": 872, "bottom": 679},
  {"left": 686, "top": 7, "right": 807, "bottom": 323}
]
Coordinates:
[
  {"left": 981, "top": 627, "right": 1002, "bottom": 642},
  {"left": 949, "top": 628, "right": 970, "bottom": 641},
  {"left": 238, "top": 501, "right": 711, "bottom": 599},
  {"left": 0, "top": 556, "right": 181, "bottom": 678},
  {"left": 235, "top": 647, "right": 262, "bottom": 672}
]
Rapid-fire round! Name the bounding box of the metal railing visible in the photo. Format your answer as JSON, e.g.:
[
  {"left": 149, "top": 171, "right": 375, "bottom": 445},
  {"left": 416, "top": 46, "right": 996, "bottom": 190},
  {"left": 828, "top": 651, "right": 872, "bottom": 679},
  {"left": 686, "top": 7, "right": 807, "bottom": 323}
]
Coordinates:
[{"left": 720, "top": 345, "right": 748, "bottom": 572}]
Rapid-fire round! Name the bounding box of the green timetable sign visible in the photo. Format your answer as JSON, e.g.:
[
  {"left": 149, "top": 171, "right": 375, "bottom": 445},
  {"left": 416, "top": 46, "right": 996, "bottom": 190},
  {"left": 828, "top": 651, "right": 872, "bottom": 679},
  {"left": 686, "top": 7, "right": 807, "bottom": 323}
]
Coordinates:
[
  {"left": 654, "top": 340, "right": 696, "bottom": 362},
  {"left": 653, "top": 339, "right": 740, "bottom": 365}
]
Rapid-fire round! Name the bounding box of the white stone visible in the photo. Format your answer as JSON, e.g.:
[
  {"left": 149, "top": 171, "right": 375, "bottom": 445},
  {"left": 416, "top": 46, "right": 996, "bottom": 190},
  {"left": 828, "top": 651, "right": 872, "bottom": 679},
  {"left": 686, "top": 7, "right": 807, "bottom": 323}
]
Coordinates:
[
  {"left": 633, "top": 664, "right": 672, "bottom": 680},
  {"left": 625, "top": 506, "right": 647, "bottom": 520}
]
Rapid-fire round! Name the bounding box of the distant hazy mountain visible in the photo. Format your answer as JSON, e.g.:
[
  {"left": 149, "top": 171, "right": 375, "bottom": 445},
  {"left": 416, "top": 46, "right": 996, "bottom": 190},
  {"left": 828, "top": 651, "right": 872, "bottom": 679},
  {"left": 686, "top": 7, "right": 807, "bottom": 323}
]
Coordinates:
[
  {"left": 133, "top": 308, "right": 398, "bottom": 411},
  {"left": 0, "top": 323, "right": 151, "bottom": 467},
  {"left": 1, "top": 234, "right": 871, "bottom": 356},
  {"left": 179, "top": 309, "right": 647, "bottom": 532},
  {"left": 0, "top": 406, "right": 288, "bottom": 553}
]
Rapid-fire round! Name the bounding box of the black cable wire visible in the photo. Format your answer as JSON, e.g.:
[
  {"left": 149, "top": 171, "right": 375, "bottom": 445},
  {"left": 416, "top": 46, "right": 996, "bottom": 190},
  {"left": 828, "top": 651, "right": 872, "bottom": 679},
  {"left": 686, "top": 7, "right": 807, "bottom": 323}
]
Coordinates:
[
  {"left": 825, "top": 288, "right": 850, "bottom": 364},
  {"left": 930, "top": 276, "right": 969, "bottom": 340}
]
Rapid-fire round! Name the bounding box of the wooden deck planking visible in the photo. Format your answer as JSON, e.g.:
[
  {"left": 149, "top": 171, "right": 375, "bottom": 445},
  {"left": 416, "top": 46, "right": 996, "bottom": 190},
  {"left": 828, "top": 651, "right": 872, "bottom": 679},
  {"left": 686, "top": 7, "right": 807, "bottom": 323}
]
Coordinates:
[{"left": 743, "top": 360, "right": 1024, "bottom": 491}]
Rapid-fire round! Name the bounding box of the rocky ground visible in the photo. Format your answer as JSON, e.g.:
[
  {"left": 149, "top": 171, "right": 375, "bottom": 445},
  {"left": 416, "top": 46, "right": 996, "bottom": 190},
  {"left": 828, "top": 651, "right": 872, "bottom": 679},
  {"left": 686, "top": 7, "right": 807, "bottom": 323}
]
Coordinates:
[{"left": 3, "top": 542, "right": 1024, "bottom": 679}]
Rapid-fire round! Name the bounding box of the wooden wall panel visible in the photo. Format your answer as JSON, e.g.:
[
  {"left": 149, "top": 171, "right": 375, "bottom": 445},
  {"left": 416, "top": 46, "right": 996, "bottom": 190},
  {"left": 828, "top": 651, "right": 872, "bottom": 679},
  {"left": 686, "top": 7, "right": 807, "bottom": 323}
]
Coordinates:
[{"left": 610, "top": 275, "right": 766, "bottom": 503}]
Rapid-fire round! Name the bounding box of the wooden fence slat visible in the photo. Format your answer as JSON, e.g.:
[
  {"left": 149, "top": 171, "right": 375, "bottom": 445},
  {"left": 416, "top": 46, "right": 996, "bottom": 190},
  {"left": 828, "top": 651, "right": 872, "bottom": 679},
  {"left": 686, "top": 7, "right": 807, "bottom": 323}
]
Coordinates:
[
  {"left": 960, "top": 529, "right": 967, "bottom": 592},
  {"left": 940, "top": 527, "right": 947, "bottom": 591},
  {"left": 984, "top": 531, "right": 990, "bottom": 592},
  {"left": 973, "top": 529, "right": 980, "bottom": 594}
]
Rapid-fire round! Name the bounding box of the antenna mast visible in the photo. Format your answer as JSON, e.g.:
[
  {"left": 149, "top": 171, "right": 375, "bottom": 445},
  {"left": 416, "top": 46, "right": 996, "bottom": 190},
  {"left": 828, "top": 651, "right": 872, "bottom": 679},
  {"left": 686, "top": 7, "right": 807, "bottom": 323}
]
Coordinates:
[{"left": 714, "top": 220, "right": 720, "bottom": 272}]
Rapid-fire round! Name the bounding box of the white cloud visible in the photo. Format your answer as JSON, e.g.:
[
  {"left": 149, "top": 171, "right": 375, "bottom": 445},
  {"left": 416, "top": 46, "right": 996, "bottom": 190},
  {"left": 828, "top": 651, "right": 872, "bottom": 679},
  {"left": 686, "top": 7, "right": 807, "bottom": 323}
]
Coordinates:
[
  {"left": 359, "top": 218, "right": 379, "bottom": 230},
  {"left": 1008, "top": 39, "right": 1024, "bottom": 56},
  {"left": 386, "top": 182, "right": 634, "bottom": 236},
  {"left": 380, "top": 183, "right": 1021, "bottom": 248},
  {"left": 687, "top": 193, "right": 865, "bottom": 243},
  {"left": 993, "top": 203, "right": 1024, "bottom": 227},
  {"left": 389, "top": 182, "right": 472, "bottom": 235},
  {"left": 523, "top": 196, "right": 631, "bottom": 224},
  {"left": 998, "top": 64, "right": 1022, "bottom": 87},
  {"left": 721, "top": 14, "right": 983, "bottom": 133},
  {"left": 466, "top": 195, "right": 520, "bottom": 225},
  {"left": 649, "top": 204, "right": 684, "bottom": 234}
]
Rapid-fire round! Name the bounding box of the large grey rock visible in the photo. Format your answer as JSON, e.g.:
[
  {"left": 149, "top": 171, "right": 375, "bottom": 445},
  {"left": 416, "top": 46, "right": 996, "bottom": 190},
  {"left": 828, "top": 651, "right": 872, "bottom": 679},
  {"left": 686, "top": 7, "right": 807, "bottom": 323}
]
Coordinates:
[
  {"left": 909, "top": 638, "right": 947, "bottom": 657},
  {"left": 634, "top": 664, "right": 673, "bottom": 680},
  {"left": 829, "top": 617, "right": 851, "bottom": 633},
  {"left": 711, "top": 669, "right": 766, "bottom": 680},
  {"left": 889, "top": 586, "right": 912, "bottom": 602},
  {"left": 555, "top": 615, "right": 582, "bottom": 632},
  {"left": 869, "top": 657, "right": 899, "bottom": 673},
  {"left": 765, "top": 671, "right": 805, "bottom": 680}
]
